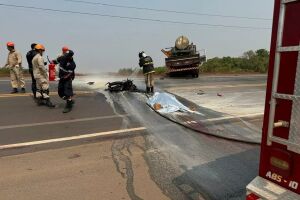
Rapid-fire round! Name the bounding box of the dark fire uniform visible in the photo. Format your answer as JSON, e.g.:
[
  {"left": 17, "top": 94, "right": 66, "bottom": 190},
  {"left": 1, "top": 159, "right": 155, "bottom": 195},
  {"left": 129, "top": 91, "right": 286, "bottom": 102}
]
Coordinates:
[
  {"left": 139, "top": 53, "right": 155, "bottom": 93},
  {"left": 56, "top": 50, "right": 76, "bottom": 99},
  {"left": 26, "top": 49, "right": 38, "bottom": 97}
]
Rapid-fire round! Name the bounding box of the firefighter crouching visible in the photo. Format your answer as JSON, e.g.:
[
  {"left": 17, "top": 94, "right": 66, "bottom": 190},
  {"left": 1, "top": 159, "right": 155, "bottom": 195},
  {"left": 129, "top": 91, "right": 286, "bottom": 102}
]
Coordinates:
[
  {"left": 53, "top": 49, "right": 76, "bottom": 113},
  {"left": 139, "top": 51, "right": 155, "bottom": 94},
  {"left": 32, "top": 44, "right": 55, "bottom": 108},
  {"left": 4, "top": 42, "right": 26, "bottom": 93}
]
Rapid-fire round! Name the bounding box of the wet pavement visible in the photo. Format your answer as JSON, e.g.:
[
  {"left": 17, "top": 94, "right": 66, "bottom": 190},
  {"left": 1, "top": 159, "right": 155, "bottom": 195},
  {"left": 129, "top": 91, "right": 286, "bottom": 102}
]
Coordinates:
[
  {"left": 107, "top": 91, "right": 260, "bottom": 200},
  {"left": 0, "top": 74, "right": 266, "bottom": 200}
]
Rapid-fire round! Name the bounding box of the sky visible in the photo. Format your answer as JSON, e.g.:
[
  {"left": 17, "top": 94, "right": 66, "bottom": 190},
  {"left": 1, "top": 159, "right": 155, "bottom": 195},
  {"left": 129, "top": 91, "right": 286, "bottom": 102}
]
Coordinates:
[{"left": 0, "top": 0, "right": 274, "bottom": 73}]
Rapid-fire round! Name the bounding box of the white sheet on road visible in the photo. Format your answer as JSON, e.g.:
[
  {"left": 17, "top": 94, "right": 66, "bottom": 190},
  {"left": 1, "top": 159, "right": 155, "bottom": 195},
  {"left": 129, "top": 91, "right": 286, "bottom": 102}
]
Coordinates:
[{"left": 147, "top": 92, "right": 204, "bottom": 115}]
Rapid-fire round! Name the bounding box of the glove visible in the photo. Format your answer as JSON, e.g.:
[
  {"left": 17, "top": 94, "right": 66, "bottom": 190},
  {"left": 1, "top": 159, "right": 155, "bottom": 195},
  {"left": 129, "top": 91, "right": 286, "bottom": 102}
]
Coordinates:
[{"left": 51, "top": 60, "right": 58, "bottom": 64}]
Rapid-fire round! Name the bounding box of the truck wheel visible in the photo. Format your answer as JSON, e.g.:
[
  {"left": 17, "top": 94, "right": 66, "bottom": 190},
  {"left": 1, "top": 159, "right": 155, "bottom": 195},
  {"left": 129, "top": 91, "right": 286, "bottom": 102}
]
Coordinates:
[
  {"left": 191, "top": 69, "right": 199, "bottom": 78},
  {"left": 192, "top": 72, "right": 199, "bottom": 78},
  {"left": 168, "top": 72, "right": 174, "bottom": 77}
]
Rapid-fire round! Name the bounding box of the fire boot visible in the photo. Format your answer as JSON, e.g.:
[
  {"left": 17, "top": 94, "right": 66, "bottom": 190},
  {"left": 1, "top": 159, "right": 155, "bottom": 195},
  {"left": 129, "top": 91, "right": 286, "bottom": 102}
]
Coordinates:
[
  {"left": 45, "top": 98, "right": 55, "bottom": 108},
  {"left": 36, "top": 98, "right": 44, "bottom": 106},
  {"left": 150, "top": 87, "right": 154, "bottom": 93},
  {"left": 146, "top": 87, "right": 150, "bottom": 94},
  {"left": 11, "top": 88, "right": 18, "bottom": 94},
  {"left": 35, "top": 91, "right": 43, "bottom": 105},
  {"left": 21, "top": 88, "right": 26, "bottom": 93},
  {"left": 63, "top": 100, "right": 73, "bottom": 113}
]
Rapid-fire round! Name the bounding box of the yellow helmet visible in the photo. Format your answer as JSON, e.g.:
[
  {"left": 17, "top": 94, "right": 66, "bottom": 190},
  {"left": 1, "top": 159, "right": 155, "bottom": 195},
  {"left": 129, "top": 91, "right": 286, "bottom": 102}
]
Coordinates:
[{"left": 35, "top": 44, "right": 45, "bottom": 51}]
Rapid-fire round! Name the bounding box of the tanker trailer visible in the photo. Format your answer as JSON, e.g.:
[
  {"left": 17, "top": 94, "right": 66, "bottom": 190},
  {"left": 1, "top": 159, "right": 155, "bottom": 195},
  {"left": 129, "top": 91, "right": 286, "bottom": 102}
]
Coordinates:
[{"left": 161, "top": 36, "right": 206, "bottom": 77}]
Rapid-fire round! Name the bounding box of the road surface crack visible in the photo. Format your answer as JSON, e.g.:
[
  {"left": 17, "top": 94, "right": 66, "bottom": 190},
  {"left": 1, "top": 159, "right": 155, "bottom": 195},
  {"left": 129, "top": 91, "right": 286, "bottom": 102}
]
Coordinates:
[{"left": 111, "top": 138, "right": 143, "bottom": 200}]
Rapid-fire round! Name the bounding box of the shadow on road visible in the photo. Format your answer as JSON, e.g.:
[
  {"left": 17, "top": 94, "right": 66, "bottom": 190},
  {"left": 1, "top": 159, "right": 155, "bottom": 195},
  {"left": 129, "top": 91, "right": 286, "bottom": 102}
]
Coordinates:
[{"left": 173, "top": 148, "right": 260, "bottom": 200}]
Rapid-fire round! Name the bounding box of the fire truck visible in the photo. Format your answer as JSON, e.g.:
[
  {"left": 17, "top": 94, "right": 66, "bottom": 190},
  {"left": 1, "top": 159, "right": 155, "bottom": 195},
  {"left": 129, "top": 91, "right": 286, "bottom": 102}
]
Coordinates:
[{"left": 246, "top": 0, "right": 300, "bottom": 199}]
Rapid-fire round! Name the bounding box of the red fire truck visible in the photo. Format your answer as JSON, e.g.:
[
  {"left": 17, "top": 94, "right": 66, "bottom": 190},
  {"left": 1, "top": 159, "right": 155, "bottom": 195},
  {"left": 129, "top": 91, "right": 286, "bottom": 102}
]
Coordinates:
[{"left": 246, "top": 0, "right": 300, "bottom": 199}]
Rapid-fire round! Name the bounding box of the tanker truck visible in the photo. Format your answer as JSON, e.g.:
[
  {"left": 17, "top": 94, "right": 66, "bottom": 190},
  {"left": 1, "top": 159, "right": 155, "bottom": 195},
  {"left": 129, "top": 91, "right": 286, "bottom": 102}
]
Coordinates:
[{"left": 161, "top": 36, "right": 206, "bottom": 77}]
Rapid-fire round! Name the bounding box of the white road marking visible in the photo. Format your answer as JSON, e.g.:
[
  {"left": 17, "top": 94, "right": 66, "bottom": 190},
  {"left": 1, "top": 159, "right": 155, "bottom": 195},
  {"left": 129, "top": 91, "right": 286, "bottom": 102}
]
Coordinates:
[
  {"left": 0, "top": 114, "right": 129, "bottom": 130},
  {"left": 0, "top": 91, "right": 94, "bottom": 98},
  {"left": 0, "top": 127, "right": 146, "bottom": 150}
]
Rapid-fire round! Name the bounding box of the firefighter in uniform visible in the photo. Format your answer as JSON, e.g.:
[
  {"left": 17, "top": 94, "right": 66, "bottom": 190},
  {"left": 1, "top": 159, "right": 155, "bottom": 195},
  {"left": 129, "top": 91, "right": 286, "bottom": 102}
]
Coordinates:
[
  {"left": 26, "top": 43, "right": 38, "bottom": 98},
  {"left": 61, "top": 46, "right": 69, "bottom": 56},
  {"left": 32, "top": 44, "right": 55, "bottom": 107},
  {"left": 4, "top": 42, "right": 26, "bottom": 93},
  {"left": 53, "top": 46, "right": 69, "bottom": 78},
  {"left": 139, "top": 51, "right": 155, "bottom": 93},
  {"left": 53, "top": 49, "right": 76, "bottom": 113},
  {"left": 55, "top": 46, "right": 69, "bottom": 63}
]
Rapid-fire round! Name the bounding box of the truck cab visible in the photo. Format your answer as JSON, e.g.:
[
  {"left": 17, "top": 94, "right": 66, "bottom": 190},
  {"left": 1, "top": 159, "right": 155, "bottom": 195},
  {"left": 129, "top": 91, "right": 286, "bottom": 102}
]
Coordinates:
[{"left": 162, "top": 36, "right": 206, "bottom": 78}]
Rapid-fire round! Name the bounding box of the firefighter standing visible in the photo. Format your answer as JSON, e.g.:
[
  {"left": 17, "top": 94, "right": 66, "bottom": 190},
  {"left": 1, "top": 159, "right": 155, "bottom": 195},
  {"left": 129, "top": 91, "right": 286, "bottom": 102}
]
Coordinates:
[
  {"left": 4, "top": 42, "right": 26, "bottom": 93},
  {"left": 55, "top": 46, "right": 69, "bottom": 65},
  {"left": 139, "top": 51, "right": 155, "bottom": 93},
  {"left": 32, "top": 44, "right": 55, "bottom": 108},
  {"left": 54, "top": 49, "right": 76, "bottom": 113},
  {"left": 26, "top": 43, "right": 38, "bottom": 98},
  {"left": 56, "top": 46, "right": 69, "bottom": 62},
  {"left": 61, "top": 46, "right": 69, "bottom": 56}
]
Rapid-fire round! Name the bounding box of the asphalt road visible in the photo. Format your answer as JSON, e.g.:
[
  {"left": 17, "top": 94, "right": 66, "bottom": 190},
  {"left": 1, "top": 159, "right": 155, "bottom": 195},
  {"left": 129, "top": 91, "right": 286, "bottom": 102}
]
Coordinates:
[{"left": 0, "top": 74, "right": 267, "bottom": 200}]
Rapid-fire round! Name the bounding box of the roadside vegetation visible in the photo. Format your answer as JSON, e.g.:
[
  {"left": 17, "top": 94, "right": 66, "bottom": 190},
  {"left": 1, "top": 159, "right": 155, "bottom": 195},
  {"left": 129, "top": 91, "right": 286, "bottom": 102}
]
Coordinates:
[
  {"left": 118, "top": 49, "right": 269, "bottom": 75},
  {"left": 0, "top": 68, "right": 29, "bottom": 77},
  {"left": 0, "top": 68, "right": 10, "bottom": 76},
  {"left": 118, "top": 66, "right": 167, "bottom": 76},
  {"left": 200, "top": 49, "right": 269, "bottom": 73}
]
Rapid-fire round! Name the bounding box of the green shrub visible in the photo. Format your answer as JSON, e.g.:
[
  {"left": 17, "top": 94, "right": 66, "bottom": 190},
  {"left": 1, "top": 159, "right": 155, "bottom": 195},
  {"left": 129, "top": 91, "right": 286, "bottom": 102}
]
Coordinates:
[
  {"left": 200, "top": 49, "right": 269, "bottom": 73},
  {"left": 154, "top": 66, "right": 167, "bottom": 74}
]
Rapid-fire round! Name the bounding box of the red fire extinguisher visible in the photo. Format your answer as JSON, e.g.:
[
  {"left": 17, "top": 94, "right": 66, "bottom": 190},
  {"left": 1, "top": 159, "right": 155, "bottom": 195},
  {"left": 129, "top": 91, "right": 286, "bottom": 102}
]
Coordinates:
[
  {"left": 47, "top": 56, "right": 56, "bottom": 81},
  {"left": 48, "top": 63, "right": 56, "bottom": 81}
]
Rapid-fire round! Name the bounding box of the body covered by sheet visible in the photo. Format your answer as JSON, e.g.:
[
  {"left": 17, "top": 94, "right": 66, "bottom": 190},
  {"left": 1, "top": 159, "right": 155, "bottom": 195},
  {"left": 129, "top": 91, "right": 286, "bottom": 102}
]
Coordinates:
[{"left": 147, "top": 92, "right": 203, "bottom": 115}]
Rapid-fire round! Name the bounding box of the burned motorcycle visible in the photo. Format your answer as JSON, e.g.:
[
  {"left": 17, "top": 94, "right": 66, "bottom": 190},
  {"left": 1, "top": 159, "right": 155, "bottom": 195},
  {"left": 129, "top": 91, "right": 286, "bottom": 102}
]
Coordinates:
[{"left": 105, "top": 79, "right": 137, "bottom": 92}]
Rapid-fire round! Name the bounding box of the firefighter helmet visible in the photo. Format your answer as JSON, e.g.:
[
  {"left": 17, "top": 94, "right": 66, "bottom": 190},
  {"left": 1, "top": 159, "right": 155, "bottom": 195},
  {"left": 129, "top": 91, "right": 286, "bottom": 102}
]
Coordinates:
[
  {"left": 139, "top": 51, "right": 145, "bottom": 58},
  {"left": 62, "top": 46, "right": 69, "bottom": 53},
  {"left": 7, "top": 42, "right": 14, "bottom": 47},
  {"left": 35, "top": 44, "right": 45, "bottom": 51}
]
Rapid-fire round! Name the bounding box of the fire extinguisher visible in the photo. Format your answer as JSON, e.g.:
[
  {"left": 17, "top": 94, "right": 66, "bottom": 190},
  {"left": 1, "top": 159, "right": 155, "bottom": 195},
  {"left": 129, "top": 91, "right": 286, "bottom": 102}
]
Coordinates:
[
  {"left": 48, "top": 63, "right": 56, "bottom": 81},
  {"left": 47, "top": 56, "right": 56, "bottom": 81}
]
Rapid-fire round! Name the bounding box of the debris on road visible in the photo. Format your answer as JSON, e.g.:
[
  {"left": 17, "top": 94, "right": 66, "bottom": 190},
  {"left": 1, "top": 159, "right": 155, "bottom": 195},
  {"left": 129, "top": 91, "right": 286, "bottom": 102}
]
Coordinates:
[
  {"left": 197, "top": 90, "right": 205, "bottom": 95},
  {"left": 105, "top": 79, "right": 137, "bottom": 92},
  {"left": 217, "top": 93, "right": 223, "bottom": 97},
  {"left": 87, "top": 82, "right": 95, "bottom": 85}
]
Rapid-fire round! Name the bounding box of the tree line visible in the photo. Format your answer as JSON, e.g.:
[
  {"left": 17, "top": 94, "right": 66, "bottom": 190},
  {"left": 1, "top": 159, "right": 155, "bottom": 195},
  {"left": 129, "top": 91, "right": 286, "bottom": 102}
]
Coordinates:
[
  {"left": 200, "top": 49, "right": 269, "bottom": 73},
  {"left": 118, "top": 49, "right": 269, "bottom": 75}
]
